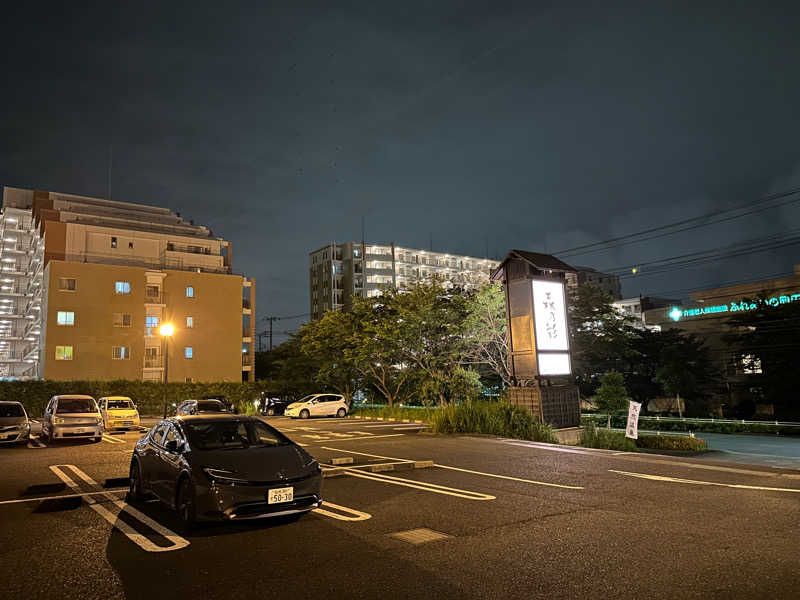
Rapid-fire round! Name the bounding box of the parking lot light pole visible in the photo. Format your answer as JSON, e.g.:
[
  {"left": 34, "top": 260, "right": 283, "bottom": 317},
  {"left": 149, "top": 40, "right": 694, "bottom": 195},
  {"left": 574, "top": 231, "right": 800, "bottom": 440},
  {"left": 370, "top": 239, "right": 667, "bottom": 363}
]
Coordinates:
[{"left": 159, "top": 323, "right": 175, "bottom": 418}]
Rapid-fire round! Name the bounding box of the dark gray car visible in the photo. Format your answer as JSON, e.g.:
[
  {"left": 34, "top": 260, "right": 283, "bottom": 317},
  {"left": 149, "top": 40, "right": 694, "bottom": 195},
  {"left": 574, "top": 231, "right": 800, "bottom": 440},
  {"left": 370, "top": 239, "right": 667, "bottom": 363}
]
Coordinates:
[
  {"left": 128, "top": 415, "right": 323, "bottom": 526},
  {"left": 0, "top": 401, "right": 30, "bottom": 445}
]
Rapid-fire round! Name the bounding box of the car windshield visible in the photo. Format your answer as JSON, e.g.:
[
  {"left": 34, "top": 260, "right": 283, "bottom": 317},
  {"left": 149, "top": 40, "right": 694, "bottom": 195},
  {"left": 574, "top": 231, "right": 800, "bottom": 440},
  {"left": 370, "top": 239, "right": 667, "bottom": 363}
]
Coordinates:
[
  {"left": 56, "top": 398, "right": 96, "bottom": 413},
  {"left": 297, "top": 395, "right": 318, "bottom": 403},
  {"left": 0, "top": 404, "right": 24, "bottom": 417},
  {"left": 183, "top": 420, "right": 290, "bottom": 450},
  {"left": 107, "top": 400, "right": 133, "bottom": 409},
  {"left": 196, "top": 400, "right": 226, "bottom": 412}
]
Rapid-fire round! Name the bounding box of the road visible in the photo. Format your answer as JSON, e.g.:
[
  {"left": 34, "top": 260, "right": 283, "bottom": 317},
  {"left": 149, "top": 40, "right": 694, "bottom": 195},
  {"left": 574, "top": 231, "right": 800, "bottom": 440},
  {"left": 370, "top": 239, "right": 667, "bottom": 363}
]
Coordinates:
[{"left": 0, "top": 416, "right": 798, "bottom": 599}]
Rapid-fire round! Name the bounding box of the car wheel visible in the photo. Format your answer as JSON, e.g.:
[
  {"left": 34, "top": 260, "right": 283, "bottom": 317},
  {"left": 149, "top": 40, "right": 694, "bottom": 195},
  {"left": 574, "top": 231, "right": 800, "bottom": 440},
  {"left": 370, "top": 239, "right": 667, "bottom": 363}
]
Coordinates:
[
  {"left": 129, "top": 461, "right": 144, "bottom": 502},
  {"left": 267, "top": 408, "right": 275, "bottom": 416},
  {"left": 337, "top": 408, "right": 346, "bottom": 418},
  {"left": 300, "top": 409, "right": 310, "bottom": 420},
  {"left": 176, "top": 478, "right": 196, "bottom": 530}
]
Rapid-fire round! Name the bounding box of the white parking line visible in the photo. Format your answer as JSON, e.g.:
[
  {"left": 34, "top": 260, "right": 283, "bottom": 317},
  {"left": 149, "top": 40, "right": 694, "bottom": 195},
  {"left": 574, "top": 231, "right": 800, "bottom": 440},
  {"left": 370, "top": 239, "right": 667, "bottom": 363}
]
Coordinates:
[
  {"left": 101, "top": 434, "right": 125, "bottom": 444},
  {"left": 313, "top": 501, "right": 372, "bottom": 521},
  {"left": 609, "top": 469, "right": 800, "bottom": 493},
  {"left": 322, "top": 447, "right": 584, "bottom": 490},
  {"left": 49, "top": 465, "right": 189, "bottom": 552},
  {"left": 341, "top": 468, "right": 495, "bottom": 500},
  {"left": 0, "top": 488, "right": 128, "bottom": 505},
  {"left": 27, "top": 438, "right": 46, "bottom": 448}
]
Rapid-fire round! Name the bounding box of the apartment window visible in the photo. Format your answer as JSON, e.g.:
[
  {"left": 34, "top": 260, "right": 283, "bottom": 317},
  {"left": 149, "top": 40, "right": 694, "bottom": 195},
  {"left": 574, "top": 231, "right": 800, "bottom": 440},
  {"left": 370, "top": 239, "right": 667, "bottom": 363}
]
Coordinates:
[
  {"left": 145, "top": 285, "right": 160, "bottom": 298},
  {"left": 186, "top": 316, "right": 193, "bottom": 328},
  {"left": 112, "top": 346, "right": 131, "bottom": 360},
  {"left": 185, "top": 377, "right": 194, "bottom": 383},
  {"left": 111, "top": 237, "right": 118, "bottom": 249},
  {"left": 58, "top": 278, "right": 76, "bottom": 291},
  {"left": 128, "top": 242, "right": 134, "bottom": 249},
  {"left": 186, "top": 286, "right": 194, "bottom": 298},
  {"left": 184, "top": 347, "right": 193, "bottom": 359},
  {"left": 115, "top": 281, "right": 131, "bottom": 294},
  {"left": 113, "top": 313, "right": 132, "bottom": 327},
  {"left": 57, "top": 311, "right": 75, "bottom": 326},
  {"left": 145, "top": 316, "right": 159, "bottom": 336},
  {"left": 55, "top": 346, "right": 73, "bottom": 361}
]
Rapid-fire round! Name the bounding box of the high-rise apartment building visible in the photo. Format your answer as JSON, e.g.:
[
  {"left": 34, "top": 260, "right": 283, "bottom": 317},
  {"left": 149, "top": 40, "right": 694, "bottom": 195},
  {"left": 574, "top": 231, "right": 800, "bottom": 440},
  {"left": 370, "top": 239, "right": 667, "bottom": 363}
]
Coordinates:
[
  {"left": 565, "top": 266, "right": 622, "bottom": 300},
  {"left": 309, "top": 241, "right": 499, "bottom": 320},
  {"left": 1, "top": 187, "right": 255, "bottom": 381}
]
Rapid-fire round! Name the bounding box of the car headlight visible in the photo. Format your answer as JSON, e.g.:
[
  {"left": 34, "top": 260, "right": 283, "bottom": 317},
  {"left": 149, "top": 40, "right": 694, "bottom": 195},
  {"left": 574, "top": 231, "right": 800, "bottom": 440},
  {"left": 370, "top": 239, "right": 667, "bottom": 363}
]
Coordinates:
[{"left": 203, "top": 468, "right": 250, "bottom": 485}]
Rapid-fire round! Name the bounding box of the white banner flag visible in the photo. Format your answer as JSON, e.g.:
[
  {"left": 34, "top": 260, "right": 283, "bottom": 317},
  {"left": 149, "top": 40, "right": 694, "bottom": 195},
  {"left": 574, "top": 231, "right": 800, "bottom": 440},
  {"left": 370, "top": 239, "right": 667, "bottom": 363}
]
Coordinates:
[{"left": 625, "top": 401, "right": 642, "bottom": 439}]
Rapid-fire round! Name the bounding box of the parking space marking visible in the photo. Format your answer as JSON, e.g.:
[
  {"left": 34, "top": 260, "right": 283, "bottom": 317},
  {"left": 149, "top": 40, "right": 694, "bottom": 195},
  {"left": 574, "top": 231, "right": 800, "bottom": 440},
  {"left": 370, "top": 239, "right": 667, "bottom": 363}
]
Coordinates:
[
  {"left": 341, "top": 468, "right": 496, "bottom": 500},
  {"left": 27, "top": 438, "right": 46, "bottom": 448},
  {"left": 101, "top": 434, "right": 125, "bottom": 444},
  {"left": 609, "top": 469, "right": 800, "bottom": 493},
  {"left": 0, "top": 488, "right": 128, "bottom": 505},
  {"left": 49, "top": 465, "right": 190, "bottom": 552},
  {"left": 313, "top": 501, "right": 372, "bottom": 521},
  {"left": 322, "top": 447, "right": 584, "bottom": 490}
]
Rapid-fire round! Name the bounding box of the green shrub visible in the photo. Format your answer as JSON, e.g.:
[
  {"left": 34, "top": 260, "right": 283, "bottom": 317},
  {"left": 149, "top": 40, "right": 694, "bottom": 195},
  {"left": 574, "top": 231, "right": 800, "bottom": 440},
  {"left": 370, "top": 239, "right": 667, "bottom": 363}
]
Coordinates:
[
  {"left": 580, "top": 423, "right": 638, "bottom": 451},
  {"left": 0, "top": 380, "right": 272, "bottom": 417},
  {"left": 427, "top": 401, "right": 557, "bottom": 443},
  {"left": 636, "top": 434, "right": 708, "bottom": 452},
  {"left": 580, "top": 414, "right": 799, "bottom": 436}
]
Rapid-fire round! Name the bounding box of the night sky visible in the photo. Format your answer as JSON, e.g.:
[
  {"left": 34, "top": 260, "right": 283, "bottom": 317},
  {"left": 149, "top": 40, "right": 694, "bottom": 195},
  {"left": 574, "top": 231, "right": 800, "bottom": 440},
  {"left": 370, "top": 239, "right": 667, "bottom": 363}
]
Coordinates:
[{"left": 3, "top": 2, "right": 800, "bottom": 342}]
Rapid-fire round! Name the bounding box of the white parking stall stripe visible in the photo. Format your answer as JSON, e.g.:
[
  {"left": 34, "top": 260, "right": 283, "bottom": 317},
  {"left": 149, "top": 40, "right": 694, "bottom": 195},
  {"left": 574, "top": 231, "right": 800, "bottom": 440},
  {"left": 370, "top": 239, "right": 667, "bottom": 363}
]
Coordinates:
[
  {"left": 341, "top": 468, "right": 496, "bottom": 500},
  {"left": 609, "top": 469, "right": 800, "bottom": 493},
  {"left": 101, "top": 434, "right": 125, "bottom": 444},
  {"left": 27, "top": 438, "right": 46, "bottom": 448},
  {"left": 49, "top": 465, "right": 189, "bottom": 552},
  {"left": 313, "top": 501, "right": 372, "bottom": 521},
  {"left": 0, "top": 488, "right": 128, "bottom": 506}
]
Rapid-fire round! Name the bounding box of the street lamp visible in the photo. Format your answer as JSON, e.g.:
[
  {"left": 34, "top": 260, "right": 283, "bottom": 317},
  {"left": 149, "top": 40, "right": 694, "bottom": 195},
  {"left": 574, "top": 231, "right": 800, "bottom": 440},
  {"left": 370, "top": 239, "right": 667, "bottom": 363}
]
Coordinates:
[{"left": 160, "top": 323, "right": 175, "bottom": 417}]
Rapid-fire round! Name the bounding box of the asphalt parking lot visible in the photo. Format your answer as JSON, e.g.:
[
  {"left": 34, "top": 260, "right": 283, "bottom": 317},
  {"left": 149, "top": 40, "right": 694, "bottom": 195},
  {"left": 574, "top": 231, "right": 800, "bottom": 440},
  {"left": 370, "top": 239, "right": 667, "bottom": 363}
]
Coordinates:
[{"left": 1, "top": 415, "right": 799, "bottom": 599}]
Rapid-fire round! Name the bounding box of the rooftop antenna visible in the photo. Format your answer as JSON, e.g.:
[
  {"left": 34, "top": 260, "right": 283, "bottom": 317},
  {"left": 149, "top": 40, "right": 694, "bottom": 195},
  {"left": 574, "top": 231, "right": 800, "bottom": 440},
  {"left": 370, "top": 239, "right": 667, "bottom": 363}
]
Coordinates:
[{"left": 107, "top": 144, "right": 113, "bottom": 200}]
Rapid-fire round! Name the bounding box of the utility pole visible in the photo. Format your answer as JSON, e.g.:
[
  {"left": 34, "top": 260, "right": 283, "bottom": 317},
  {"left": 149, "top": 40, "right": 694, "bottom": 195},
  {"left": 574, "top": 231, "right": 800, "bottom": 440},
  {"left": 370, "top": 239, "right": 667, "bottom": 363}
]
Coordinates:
[{"left": 264, "top": 317, "right": 279, "bottom": 351}]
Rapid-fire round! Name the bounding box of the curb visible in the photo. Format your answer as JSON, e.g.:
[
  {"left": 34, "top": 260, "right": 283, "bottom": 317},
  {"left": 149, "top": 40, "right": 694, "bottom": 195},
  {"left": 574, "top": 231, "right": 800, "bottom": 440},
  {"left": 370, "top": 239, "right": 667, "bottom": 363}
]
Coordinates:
[{"left": 322, "top": 460, "right": 434, "bottom": 479}]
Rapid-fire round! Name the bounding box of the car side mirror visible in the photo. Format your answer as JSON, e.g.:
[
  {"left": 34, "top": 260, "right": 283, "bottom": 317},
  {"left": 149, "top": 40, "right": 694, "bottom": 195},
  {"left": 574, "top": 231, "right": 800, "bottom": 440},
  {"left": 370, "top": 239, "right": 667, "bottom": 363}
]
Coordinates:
[{"left": 165, "top": 440, "right": 181, "bottom": 453}]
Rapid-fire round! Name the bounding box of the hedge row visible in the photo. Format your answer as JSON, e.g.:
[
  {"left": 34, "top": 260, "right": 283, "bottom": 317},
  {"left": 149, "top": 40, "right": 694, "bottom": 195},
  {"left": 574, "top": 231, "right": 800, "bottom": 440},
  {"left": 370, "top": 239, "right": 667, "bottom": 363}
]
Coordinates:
[
  {"left": 637, "top": 434, "right": 708, "bottom": 452},
  {"left": 580, "top": 423, "right": 709, "bottom": 452},
  {"left": 0, "top": 380, "right": 274, "bottom": 417},
  {"left": 581, "top": 414, "right": 799, "bottom": 436}
]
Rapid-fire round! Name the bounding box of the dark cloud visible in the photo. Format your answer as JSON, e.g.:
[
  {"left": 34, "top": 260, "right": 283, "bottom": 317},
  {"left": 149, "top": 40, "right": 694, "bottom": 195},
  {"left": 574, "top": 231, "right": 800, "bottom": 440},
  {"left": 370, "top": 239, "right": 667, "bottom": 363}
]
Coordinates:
[{"left": 2, "top": 1, "right": 800, "bottom": 341}]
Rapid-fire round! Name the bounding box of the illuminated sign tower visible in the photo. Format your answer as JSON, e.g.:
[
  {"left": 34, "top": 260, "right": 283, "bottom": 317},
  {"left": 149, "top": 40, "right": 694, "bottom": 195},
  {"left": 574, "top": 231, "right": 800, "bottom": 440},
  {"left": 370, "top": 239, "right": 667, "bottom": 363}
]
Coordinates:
[{"left": 492, "top": 250, "right": 580, "bottom": 428}]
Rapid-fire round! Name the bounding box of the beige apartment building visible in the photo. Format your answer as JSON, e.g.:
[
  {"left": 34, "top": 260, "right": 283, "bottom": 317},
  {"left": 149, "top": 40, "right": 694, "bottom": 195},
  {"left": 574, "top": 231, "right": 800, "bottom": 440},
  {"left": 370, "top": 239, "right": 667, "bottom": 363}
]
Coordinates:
[{"left": 1, "top": 187, "right": 254, "bottom": 382}]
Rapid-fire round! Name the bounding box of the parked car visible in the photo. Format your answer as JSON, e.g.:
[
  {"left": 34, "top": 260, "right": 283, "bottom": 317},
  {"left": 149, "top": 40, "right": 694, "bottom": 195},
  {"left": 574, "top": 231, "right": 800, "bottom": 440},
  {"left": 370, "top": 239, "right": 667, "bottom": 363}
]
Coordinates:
[
  {"left": 284, "top": 394, "right": 348, "bottom": 419},
  {"left": 202, "top": 395, "right": 236, "bottom": 413},
  {"left": 176, "top": 399, "right": 230, "bottom": 416},
  {"left": 260, "top": 394, "right": 295, "bottom": 416},
  {"left": 99, "top": 396, "right": 141, "bottom": 431},
  {"left": 0, "top": 401, "right": 31, "bottom": 445},
  {"left": 128, "top": 414, "right": 323, "bottom": 526},
  {"left": 41, "top": 395, "right": 103, "bottom": 443}
]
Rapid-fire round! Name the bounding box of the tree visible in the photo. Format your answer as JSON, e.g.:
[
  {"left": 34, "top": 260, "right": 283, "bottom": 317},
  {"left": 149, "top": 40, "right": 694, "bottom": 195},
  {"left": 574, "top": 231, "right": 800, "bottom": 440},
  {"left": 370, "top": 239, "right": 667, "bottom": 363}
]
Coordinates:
[
  {"left": 654, "top": 330, "right": 719, "bottom": 417},
  {"left": 462, "top": 283, "right": 512, "bottom": 387},
  {"left": 254, "top": 335, "right": 319, "bottom": 399},
  {"left": 595, "top": 371, "right": 630, "bottom": 428},
  {"left": 568, "top": 284, "right": 638, "bottom": 397},
  {"left": 349, "top": 295, "right": 417, "bottom": 407},
  {"left": 725, "top": 297, "right": 800, "bottom": 420},
  {"left": 298, "top": 309, "right": 361, "bottom": 405}
]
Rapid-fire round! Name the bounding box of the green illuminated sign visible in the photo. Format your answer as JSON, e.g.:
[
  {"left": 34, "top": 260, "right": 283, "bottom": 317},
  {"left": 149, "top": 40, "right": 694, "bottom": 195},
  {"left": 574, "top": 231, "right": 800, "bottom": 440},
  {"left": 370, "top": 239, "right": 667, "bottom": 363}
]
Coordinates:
[{"left": 669, "top": 292, "right": 800, "bottom": 322}]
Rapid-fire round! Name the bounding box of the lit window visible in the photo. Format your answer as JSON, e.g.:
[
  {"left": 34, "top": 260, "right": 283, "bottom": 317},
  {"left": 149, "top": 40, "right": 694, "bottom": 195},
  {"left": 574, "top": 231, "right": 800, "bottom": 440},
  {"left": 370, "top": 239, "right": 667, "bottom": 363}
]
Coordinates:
[
  {"left": 58, "top": 278, "right": 76, "bottom": 291},
  {"left": 111, "top": 237, "right": 118, "bottom": 249},
  {"left": 186, "top": 316, "right": 193, "bottom": 328},
  {"left": 113, "top": 313, "right": 132, "bottom": 327},
  {"left": 184, "top": 347, "right": 193, "bottom": 359},
  {"left": 115, "top": 281, "right": 131, "bottom": 294},
  {"left": 186, "top": 286, "right": 194, "bottom": 298},
  {"left": 112, "top": 346, "right": 130, "bottom": 360},
  {"left": 145, "top": 316, "right": 159, "bottom": 336},
  {"left": 55, "top": 346, "right": 73, "bottom": 360},
  {"left": 57, "top": 311, "right": 75, "bottom": 326}
]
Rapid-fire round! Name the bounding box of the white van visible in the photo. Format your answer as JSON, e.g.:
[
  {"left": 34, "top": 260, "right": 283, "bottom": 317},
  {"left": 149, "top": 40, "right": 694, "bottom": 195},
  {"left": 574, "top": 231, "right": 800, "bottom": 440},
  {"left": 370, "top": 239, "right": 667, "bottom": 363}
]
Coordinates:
[{"left": 41, "top": 395, "right": 103, "bottom": 443}]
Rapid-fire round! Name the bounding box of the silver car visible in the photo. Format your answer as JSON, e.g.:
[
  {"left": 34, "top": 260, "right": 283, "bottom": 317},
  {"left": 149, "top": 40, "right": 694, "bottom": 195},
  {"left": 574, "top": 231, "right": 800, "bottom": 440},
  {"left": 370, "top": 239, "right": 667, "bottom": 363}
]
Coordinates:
[
  {"left": 0, "top": 401, "right": 31, "bottom": 445},
  {"left": 41, "top": 395, "right": 103, "bottom": 443}
]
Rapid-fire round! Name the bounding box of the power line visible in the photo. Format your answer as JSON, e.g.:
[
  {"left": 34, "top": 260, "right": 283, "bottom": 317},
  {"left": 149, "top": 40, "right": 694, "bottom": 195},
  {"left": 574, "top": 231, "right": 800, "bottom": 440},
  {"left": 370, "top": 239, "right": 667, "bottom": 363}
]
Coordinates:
[{"left": 556, "top": 187, "right": 800, "bottom": 258}]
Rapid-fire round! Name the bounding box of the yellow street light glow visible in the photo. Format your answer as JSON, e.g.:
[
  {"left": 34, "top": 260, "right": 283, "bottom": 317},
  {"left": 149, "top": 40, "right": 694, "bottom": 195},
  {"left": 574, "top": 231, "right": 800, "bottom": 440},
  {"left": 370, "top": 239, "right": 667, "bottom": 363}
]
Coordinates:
[{"left": 159, "top": 323, "right": 175, "bottom": 337}]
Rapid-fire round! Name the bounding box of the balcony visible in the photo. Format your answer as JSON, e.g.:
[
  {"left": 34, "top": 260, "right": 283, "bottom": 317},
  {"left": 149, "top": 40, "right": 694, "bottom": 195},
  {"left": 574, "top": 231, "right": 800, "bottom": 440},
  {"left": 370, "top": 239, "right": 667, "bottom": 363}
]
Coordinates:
[
  {"left": 242, "top": 326, "right": 252, "bottom": 338},
  {"left": 143, "top": 357, "right": 164, "bottom": 369},
  {"left": 242, "top": 298, "right": 251, "bottom": 310},
  {"left": 144, "top": 290, "right": 165, "bottom": 304},
  {"left": 242, "top": 354, "right": 252, "bottom": 366}
]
